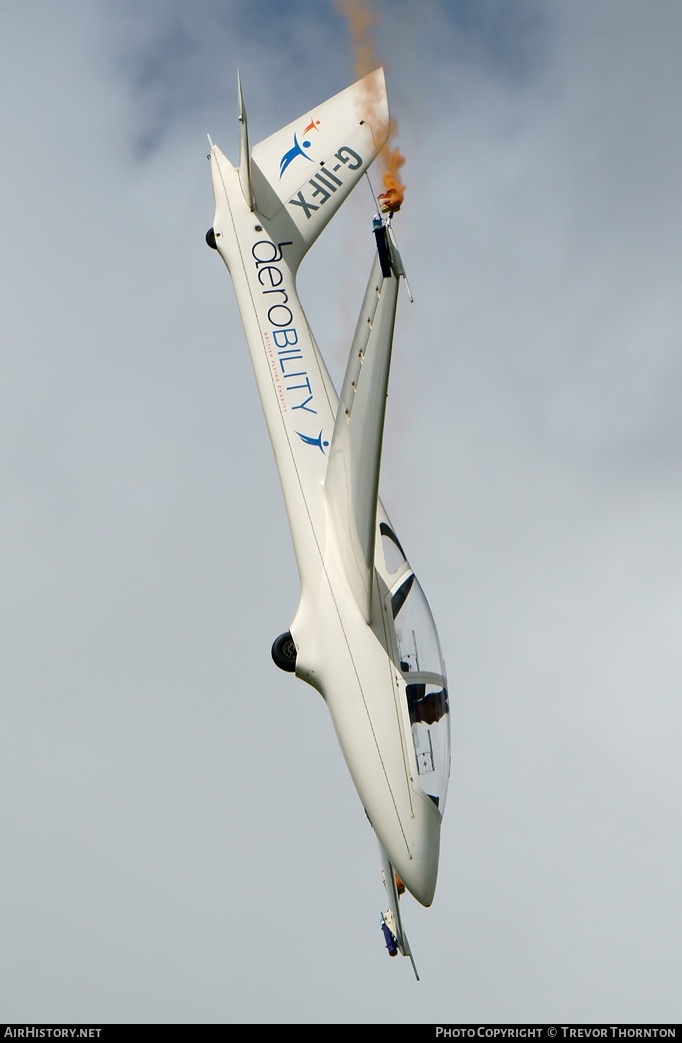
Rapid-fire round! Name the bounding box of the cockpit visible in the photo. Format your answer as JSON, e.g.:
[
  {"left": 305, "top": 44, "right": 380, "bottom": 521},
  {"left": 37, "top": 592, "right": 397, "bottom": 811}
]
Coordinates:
[{"left": 381, "top": 524, "right": 451, "bottom": 812}]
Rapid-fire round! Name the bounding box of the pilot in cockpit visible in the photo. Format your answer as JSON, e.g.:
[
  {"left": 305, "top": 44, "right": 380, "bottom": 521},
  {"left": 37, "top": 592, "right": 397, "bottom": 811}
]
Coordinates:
[{"left": 405, "top": 683, "right": 449, "bottom": 725}]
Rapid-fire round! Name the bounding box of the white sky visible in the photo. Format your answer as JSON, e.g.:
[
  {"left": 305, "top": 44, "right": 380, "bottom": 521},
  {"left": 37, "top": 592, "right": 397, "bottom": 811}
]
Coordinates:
[{"left": 1, "top": 0, "right": 681, "bottom": 1024}]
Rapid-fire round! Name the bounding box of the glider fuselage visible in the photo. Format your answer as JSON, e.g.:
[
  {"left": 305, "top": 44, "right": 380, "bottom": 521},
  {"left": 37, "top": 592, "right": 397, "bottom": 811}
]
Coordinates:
[{"left": 207, "top": 71, "right": 449, "bottom": 920}]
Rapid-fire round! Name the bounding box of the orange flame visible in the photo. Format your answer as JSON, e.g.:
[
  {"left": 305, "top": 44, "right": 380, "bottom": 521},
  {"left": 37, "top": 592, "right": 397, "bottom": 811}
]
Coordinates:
[{"left": 333, "top": 0, "right": 406, "bottom": 210}]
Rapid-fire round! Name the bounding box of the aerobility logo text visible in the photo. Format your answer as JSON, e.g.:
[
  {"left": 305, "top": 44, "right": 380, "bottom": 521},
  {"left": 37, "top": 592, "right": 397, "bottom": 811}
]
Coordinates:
[
  {"left": 287, "top": 145, "right": 363, "bottom": 220},
  {"left": 251, "top": 238, "right": 318, "bottom": 423}
]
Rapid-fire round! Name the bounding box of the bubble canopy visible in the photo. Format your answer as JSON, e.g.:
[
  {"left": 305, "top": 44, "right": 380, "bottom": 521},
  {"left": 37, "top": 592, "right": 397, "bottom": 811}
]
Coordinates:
[{"left": 387, "top": 552, "right": 451, "bottom": 812}]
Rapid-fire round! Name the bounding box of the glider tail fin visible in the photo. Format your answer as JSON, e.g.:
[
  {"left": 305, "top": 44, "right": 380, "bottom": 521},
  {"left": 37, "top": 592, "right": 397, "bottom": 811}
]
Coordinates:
[{"left": 248, "top": 69, "right": 390, "bottom": 267}]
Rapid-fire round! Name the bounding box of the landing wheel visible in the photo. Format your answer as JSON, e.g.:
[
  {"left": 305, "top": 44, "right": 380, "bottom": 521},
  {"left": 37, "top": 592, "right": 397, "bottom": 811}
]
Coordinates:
[
  {"left": 205, "top": 227, "right": 218, "bottom": 250},
  {"left": 271, "top": 632, "right": 297, "bottom": 673}
]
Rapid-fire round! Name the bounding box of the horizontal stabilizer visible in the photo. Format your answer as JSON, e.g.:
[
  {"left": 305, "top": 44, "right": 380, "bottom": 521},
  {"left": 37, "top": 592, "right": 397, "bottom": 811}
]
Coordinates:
[{"left": 237, "top": 72, "right": 254, "bottom": 209}]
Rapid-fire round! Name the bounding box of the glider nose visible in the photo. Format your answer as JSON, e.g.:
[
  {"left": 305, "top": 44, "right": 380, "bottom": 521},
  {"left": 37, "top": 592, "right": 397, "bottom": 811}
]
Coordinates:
[
  {"left": 394, "top": 804, "right": 441, "bottom": 907},
  {"left": 401, "top": 858, "right": 438, "bottom": 908}
]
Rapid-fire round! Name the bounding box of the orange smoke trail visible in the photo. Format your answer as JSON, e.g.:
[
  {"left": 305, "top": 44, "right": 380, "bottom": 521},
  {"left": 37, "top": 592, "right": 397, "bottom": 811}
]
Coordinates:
[{"left": 333, "top": 0, "right": 406, "bottom": 210}]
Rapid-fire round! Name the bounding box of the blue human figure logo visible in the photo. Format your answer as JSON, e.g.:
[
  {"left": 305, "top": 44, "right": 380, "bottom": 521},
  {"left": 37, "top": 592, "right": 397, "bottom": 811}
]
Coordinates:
[
  {"left": 296, "top": 429, "right": 330, "bottom": 453},
  {"left": 279, "top": 132, "right": 314, "bottom": 178}
]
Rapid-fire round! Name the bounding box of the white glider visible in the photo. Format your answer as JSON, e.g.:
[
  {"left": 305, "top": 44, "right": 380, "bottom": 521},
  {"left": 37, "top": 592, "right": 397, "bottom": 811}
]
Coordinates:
[{"left": 206, "top": 69, "right": 450, "bottom": 974}]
